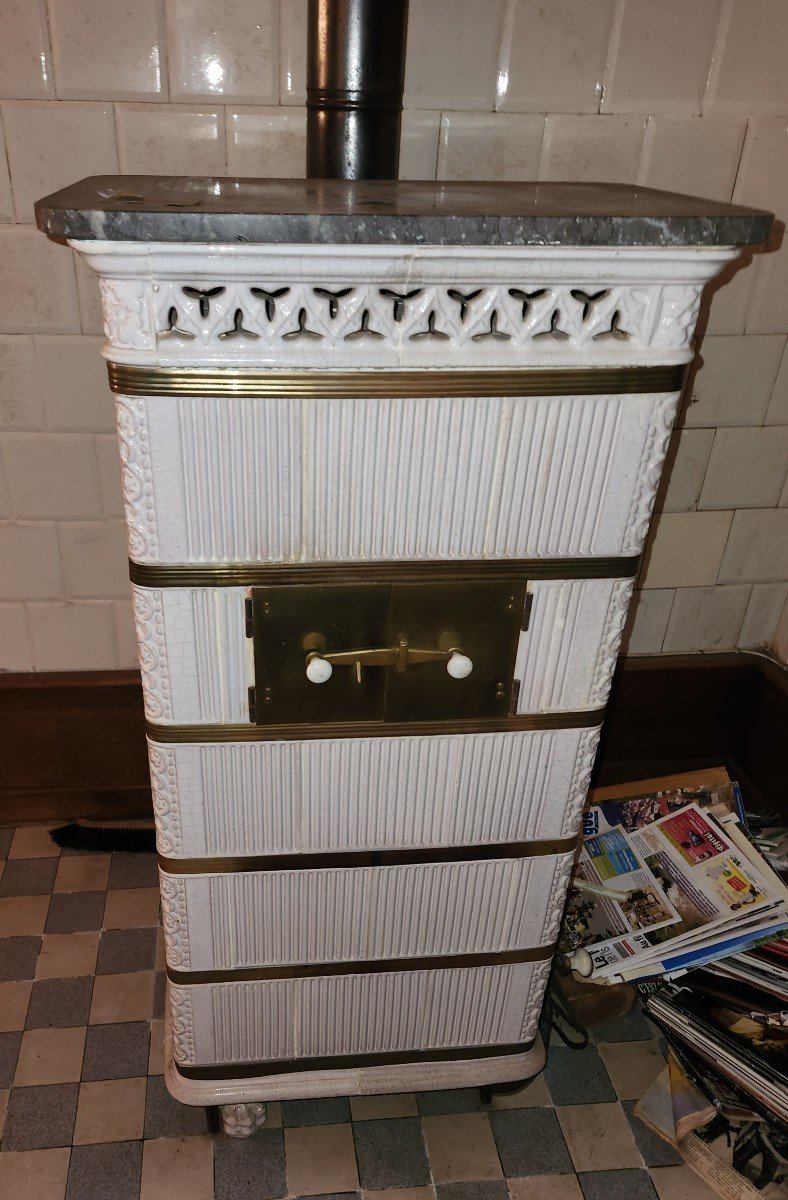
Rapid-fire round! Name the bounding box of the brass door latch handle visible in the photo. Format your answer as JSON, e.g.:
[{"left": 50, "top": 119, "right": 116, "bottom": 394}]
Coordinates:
[{"left": 304, "top": 635, "right": 473, "bottom": 685}]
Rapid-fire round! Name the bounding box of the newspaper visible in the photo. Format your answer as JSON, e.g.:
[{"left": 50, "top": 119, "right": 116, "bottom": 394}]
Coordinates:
[{"left": 563, "top": 796, "right": 788, "bottom": 982}]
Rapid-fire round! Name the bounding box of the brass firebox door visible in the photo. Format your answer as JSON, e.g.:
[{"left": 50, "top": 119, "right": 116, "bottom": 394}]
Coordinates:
[{"left": 250, "top": 578, "right": 527, "bottom": 725}]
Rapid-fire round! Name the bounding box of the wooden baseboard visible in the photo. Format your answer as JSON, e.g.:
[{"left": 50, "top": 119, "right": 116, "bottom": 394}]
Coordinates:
[{"left": 1, "top": 652, "right": 785, "bottom": 824}]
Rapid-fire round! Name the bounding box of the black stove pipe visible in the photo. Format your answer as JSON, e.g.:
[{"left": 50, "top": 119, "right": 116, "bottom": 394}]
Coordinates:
[{"left": 306, "top": 0, "right": 409, "bottom": 180}]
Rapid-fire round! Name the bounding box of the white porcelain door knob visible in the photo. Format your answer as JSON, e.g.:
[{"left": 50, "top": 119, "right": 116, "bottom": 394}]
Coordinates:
[
  {"left": 446, "top": 651, "right": 473, "bottom": 679},
  {"left": 305, "top": 655, "right": 333, "bottom": 684}
]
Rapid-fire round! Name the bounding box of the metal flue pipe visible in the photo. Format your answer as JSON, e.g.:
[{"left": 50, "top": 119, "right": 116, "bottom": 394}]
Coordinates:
[{"left": 306, "top": 0, "right": 409, "bottom": 179}]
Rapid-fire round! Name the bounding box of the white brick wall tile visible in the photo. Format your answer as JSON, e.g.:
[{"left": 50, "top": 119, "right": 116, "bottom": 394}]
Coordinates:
[
  {"left": 602, "top": 0, "right": 721, "bottom": 115},
  {"left": 620, "top": 588, "right": 675, "bottom": 655},
  {"left": 738, "top": 583, "right": 788, "bottom": 649},
  {"left": 538, "top": 115, "right": 646, "bottom": 184},
  {"left": 278, "top": 0, "right": 306, "bottom": 106},
  {"left": 0, "top": 1, "right": 53, "bottom": 100},
  {"left": 661, "top": 428, "right": 715, "bottom": 512},
  {"left": 732, "top": 121, "right": 788, "bottom": 336},
  {"left": 0, "top": 336, "right": 45, "bottom": 430},
  {"left": 404, "top": 0, "right": 507, "bottom": 111},
  {"left": 704, "top": 260, "right": 756, "bottom": 337},
  {"left": 437, "top": 113, "right": 544, "bottom": 182},
  {"left": 113, "top": 599, "right": 139, "bottom": 669},
  {"left": 641, "top": 511, "right": 734, "bottom": 589},
  {"left": 0, "top": 453, "right": 10, "bottom": 517},
  {"left": 27, "top": 600, "right": 116, "bottom": 669},
  {"left": 745, "top": 243, "right": 788, "bottom": 337},
  {"left": 2, "top": 100, "right": 117, "bottom": 223},
  {"left": 95, "top": 434, "right": 124, "bottom": 518},
  {"left": 2, "top": 433, "right": 101, "bottom": 519},
  {"left": 116, "top": 104, "right": 226, "bottom": 175},
  {"left": 399, "top": 111, "right": 441, "bottom": 182},
  {"left": 718, "top": 509, "right": 788, "bottom": 583},
  {"left": 699, "top": 427, "right": 788, "bottom": 510},
  {"left": 48, "top": 0, "right": 167, "bottom": 100},
  {"left": 58, "top": 519, "right": 130, "bottom": 599},
  {"left": 166, "top": 0, "right": 279, "bottom": 104},
  {"left": 35, "top": 335, "right": 114, "bottom": 431},
  {"left": 663, "top": 585, "right": 751, "bottom": 653},
  {"left": 498, "top": 0, "right": 615, "bottom": 114},
  {"left": 0, "top": 522, "right": 62, "bottom": 599},
  {"left": 0, "top": 227, "right": 80, "bottom": 334},
  {"left": 0, "top": 602, "right": 33, "bottom": 669},
  {"left": 637, "top": 116, "right": 746, "bottom": 202},
  {"left": 765, "top": 344, "right": 788, "bottom": 426},
  {"left": 706, "top": 3, "right": 788, "bottom": 116},
  {"left": 685, "top": 336, "right": 785, "bottom": 427},
  {"left": 226, "top": 107, "right": 305, "bottom": 177},
  {"left": 0, "top": 123, "right": 14, "bottom": 224}
]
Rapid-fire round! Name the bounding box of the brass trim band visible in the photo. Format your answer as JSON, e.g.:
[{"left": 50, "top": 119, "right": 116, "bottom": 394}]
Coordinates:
[
  {"left": 146, "top": 708, "right": 606, "bottom": 743},
  {"left": 108, "top": 362, "right": 685, "bottom": 398},
  {"left": 167, "top": 945, "right": 556, "bottom": 986},
  {"left": 174, "top": 1038, "right": 537, "bottom": 1081},
  {"left": 129, "top": 555, "right": 640, "bottom": 588},
  {"left": 158, "top": 836, "right": 578, "bottom": 877}
]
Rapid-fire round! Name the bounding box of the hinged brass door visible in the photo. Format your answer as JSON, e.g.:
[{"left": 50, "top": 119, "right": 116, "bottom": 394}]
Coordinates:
[{"left": 250, "top": 577, "right": 526, "bottom": 726}]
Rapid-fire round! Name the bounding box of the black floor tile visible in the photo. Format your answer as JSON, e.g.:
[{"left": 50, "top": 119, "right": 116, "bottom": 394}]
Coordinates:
[
  {"left": 622, "top": 1100, "right": 683, "bottom": 1168},
  {"left": 299, "top": 1195, "right": 359, "bottom": 1200},
  {"left": 590, "top": 1006, "right": 660, "bottom": 1044},
  {"left": 25, "top": 976, "right": 93, "bottom": 1029},
  {"left": 66, "top": 1140, "right": 143, "bottom": 1200},
  {"left": 0, "top": 936, "right": 41, "bottom": 982},
  {"left": 0, "top": 857, "right": 58, "bottom": 897},
  {"left": 214, "top": 1128, "right": 287, "bottom": 1199},
  {"left": 95, "top": 927, "right": 158, "bottom": 975},
  {"left": 143, "top": 1074, "right": 209, "bottom": 1138},
  {"left": 82, "top": 1020, "right": 150, "bottom": 1080},
  {"left": 281, "top": 1096, "right": 353, "bottom": 1127},
  {"left": 437, "top": 1184, "right": 510, "bottom": 1200},
  {"left": 489, "top": 1107, "right": 573, "bottom": 1177},
  {"left": 152, "top": 969, "right": 166, "bottom": 1019},
  {"left": 0, "top": 828, "right": 13, "bottom": 859},
  {"left": 2, "top": 1082, "right": 79, "bottom": 1150},
  {"left": 416, "top": 1087, "right": 483, "bottom": 1114},
  {"left": 108, "top": 852, "right": 159, "bottom": 890},
  {"left": 578, "top": 1168, "right": 659, "bottom": 1199},
  {"left": 353, "top": 1117, "right": 431, "bottom": 1189},
  {"left": 544, "top": 1045, "right": 617, "bottom": 1105},
  {"left": 0, "top": 1031, "right": 22, "bottom": 1088},
  {"left": 45, "top": 891, "right": 105, "bottom": 934}
]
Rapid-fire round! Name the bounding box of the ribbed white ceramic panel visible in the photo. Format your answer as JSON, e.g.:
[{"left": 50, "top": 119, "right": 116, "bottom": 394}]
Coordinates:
[
  {"left": 74, "top": 242, "right": 735, "bottom": 371},
  {"left": 118, "top": 390, "right": 677, "bottom": 564},
  {"left": 148, "top": 726, "right": 600, "bottom": 859},
  {"left": 132, "top": 578, "right": 629, "bottom": 724},
  {"left": 159, "top": 852, "right": 573, "bottom": 972},
  {"left": 169, "top": 959, "right": 552, "bottom": 1067},
  {"left": 514, "top": 577, "right": 635, "bottom": 712}
]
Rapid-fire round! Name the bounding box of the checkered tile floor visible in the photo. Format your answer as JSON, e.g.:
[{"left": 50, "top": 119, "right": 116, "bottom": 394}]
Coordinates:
[{"left": 0, "top": 823, "right": 718, "bottom": 1200}]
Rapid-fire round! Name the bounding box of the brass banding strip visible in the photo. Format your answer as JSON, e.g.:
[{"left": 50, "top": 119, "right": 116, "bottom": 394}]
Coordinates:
[
  {"left": 146, "top": 708, "right": 605, "bottom": 743},
  {"left": 174, "top": 1038, "right": 537, "bottom": 1081},
  {"left": 158, "top": 836, "right": 578, "bottom": 877},
  {"left": 129, "top": 555, "right": 640, "bottom": 587},
  {"left": 108, "top": 362, "right": 685, "bottom": 398},
  {"left": 167, "top": 945, "right": 556, "bottom": 986}
]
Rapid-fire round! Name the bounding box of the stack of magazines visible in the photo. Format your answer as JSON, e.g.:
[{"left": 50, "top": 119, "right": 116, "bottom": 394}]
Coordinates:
[{"left": 560, "top": 772, "right": 788, "bottom": 984}]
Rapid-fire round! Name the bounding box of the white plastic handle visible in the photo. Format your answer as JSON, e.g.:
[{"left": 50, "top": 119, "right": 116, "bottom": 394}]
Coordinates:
[
  {"left": 446, "top": 651, "right": 473, "bottom": 680},
  {"left": 305, "top": 655, "right": 333, "bottom": 684}
]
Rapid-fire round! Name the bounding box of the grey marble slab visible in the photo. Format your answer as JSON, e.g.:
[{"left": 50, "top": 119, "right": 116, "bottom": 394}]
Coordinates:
[{"left": 35, "top": 176, "right": 772, "bottom": 247}]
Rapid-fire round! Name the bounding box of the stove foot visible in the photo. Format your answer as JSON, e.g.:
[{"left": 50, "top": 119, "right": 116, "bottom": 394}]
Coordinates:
[{"left": 215, "top": 1101, "right": 268, "bottom": 1137}]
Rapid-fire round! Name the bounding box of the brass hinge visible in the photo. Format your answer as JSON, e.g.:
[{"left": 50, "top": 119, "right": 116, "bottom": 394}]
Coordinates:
[
  {"left": 522, "top": 591, "right": 534, "bottom": 631},
  {"left": 247, "top": 685, "right": 257, "bottom": 723},
  {"left": 244, "top": 597, "right": 254, "bottom": 638}
]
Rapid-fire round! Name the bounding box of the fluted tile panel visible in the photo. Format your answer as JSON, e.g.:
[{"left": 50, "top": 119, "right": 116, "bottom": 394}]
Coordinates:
[
  {"left": 137, "top": 392, "right": 674, "bottom": 563},
  {"left": 173, "top": 963, "right": 544, "bottom": 1065},
  {"left": 164, "top": 854, "right": 572, "bottom": 971},
  {"left": 152, "top": 728, "right": 598, "bottom": 858}
]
